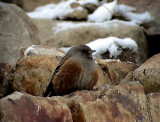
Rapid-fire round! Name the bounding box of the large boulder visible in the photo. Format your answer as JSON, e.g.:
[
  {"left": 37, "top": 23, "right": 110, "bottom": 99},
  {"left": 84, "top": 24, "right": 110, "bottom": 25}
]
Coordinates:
[
  {"left": 123, "top": 53, "right": 160, "bottom": 94},
  {"left": 13, "top": 46, "right": 64, "bottom": 96},
  {"left": 147, "top": 93, "right": 160, "bottom": 122},
  {"left": 34, "top": 20, "right": 148, "bottom": 63},
  {"left": 63, "top": 82, "right": 150, "bottom": 122},
  {"left": 95, "top": 59, "right": 138, "bottom": 88},
  {"left": 0, "top": 92, "right": 73, "bottom": 122},
  {"left": 0, "top": 2, "right": 39, "bottom": 66},
  {"left": 2, "top": 82, "right": 159, "bottom": 121}
]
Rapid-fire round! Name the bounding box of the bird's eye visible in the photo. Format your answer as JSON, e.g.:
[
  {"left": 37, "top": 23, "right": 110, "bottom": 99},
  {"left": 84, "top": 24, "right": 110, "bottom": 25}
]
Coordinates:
[{"left": 88, "top": 50, "right": 96, "bottom": 54}]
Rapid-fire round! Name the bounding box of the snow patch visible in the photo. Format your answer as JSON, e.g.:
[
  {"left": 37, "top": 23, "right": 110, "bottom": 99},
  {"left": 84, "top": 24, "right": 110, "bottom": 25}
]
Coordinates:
[
  {"left": 24, "top": 45, "right": 36, "bottom": 57},
  {"left": 123, "top": 11, "right": 154, "bottom": 25},
  {"left": 115, "top": 4, "right": 136, "bottom": 16},
  {"left": 27, "top": 0, "right": 84, "bottom": 20},
  {"left": 86, "top": 37, "right": 138, "bottom": 58},
  {"left": 53, "top": 20, "right": 137, "bottom": 34},
  {"left": 4, "top": 92, "right": 24, "bottom": 101},
  {"left": 78, "top": 0, "right": 99, "bottom": 5},
  {"left": 88, "top": 0, "right": 117, "bottom": 22},
  {"left": 61, "top": 37, "right": 138, "bottom": 59}
]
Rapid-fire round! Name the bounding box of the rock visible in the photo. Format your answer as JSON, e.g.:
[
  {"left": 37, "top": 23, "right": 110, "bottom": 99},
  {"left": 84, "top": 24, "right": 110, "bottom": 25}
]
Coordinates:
[
  {"left": 61, "top": 2, "right": 88, "bottom": 21},
  {"left": 147, "top": 93, "right": 160, "bottom": 122},
  {"left": 0, "top": 0, "right": 61, "bottom": 12},
  {"left": 82, "top": 3, "right": 98, "bottom": 14},
  {"left": 0, "top": 63, "right": 15, "bottom": 97},
  {"left": 13, "top": 46, "right": 64, "bottom": 96},
  {"left": 131, "top": 53, "right": 160, "bottom": 93},
  {"left": 36, "top": 20, "right": 148, "bottom": 63},
  {"left": 95, "top": 59, "right": 138, "bottom": 88},
  {"left": 0, "top": 82, "right": 154, "bottom": 122},
  {"left": 64, "top": 82, "right": 150, "bottom": 122},
  {"left": 32, "top": 19, "right": 58, "bottom": 46},
  {"left": 119, "top": 0, "right": 160, "bottom": 35},
  {"left": 0, "top": 92, "right": 73, "bottom": 122},
  {"left": 0, "top": 2, "right": 39, "bottom": 66},
  {"left": 20, "top": 45, "right": 65, "bottom": 57}
]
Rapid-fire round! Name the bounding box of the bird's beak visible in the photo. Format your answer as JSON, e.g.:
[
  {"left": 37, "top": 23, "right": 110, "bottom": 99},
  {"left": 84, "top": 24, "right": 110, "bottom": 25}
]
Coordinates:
[{"left": 89, "top": 50, "right": 96, "bottom": 54}]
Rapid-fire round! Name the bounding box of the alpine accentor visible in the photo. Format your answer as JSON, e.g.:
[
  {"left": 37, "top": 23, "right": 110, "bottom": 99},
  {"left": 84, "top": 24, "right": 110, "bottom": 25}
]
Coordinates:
[{"left": 44, "top": 45, "right": 98, "bottom": 96}]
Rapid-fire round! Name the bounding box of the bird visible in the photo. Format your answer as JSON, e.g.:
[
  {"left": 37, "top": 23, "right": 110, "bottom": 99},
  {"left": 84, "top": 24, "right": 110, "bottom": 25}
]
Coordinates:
[{"left": 44, "top": 44, "right": 98, "bottom": 96}]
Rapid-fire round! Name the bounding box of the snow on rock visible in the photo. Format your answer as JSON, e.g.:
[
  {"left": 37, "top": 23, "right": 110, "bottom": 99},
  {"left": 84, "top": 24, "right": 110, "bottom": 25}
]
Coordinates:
[
  {"left": 53, "top": 19, "right": 137, "bottom": 34},
  {"left": 114, "top": 4, "right": 136, "bottom": 16},
  {"left": 34, "top": 4, "right": 56, "bottom": 12},
  {"left": 78, "top": 0, "right": 99, "bottom": 6},
  {"left": 61, "top": 36, "right": 138, "bottom": 60},
  {"left": 24, "top": 45, "right": 36, "bottom": 57},
  {"left": 86, "top": 37, "right": 138, "bottom": 59},
  {"left": 27, "top": 0, "right": 84, "bottom": 20},
  {"left": 123, "top": 11, "right": 154, "bottom": 25},
  {"left": 88, "top": 0, "right": 117, "bottom": 22}
]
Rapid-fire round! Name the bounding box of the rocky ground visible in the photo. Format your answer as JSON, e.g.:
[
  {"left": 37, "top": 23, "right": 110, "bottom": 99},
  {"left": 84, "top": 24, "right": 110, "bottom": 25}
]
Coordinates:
[{"left": 0, "top": 0, "right": 160, "bottom": 122}]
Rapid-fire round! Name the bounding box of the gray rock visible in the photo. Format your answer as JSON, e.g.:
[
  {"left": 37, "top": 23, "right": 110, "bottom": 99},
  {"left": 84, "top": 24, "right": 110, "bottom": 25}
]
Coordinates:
[{"left": 0, "top": 2, "right": 39, "bottom": 66}]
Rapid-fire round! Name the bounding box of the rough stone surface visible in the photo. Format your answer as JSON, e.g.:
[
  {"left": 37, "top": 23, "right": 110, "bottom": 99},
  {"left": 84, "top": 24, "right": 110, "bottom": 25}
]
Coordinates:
[
  {"left": 0, "top": 92, "right": 73, "bottom": 122},
  {"left": 20, "top": 45, "right": 65, "bottom": 57},
  {"left": 95, "top": 59, "right": 138, "bottom": 88},
  {"left": 35, "top": 20, "right": 148, "bottom": 63},
  {"left": 81, "top": 3, "right": 98, "bottom": 14},
  {"left": 0, "top": 82, "right": 152, "bottom": 122},
  {"left": 147, "top": 93, "right": 160, "bottom": 122},
  {"left": 61, "top": 2, "right": 88, "bottom": 21},
  {"left": 131, "top": 53, "right": 160, "bottom": 93},
  {"left": 13, "top": 55, "right": 59, "bottom": 96},
  {"left": 119, "top": 0, "right": 160, "bottom": 35},
  {"left": 1, "top": 82, "right": 160, "bottom": 121},
  {"left": 0, "top": 63, "right": 14, "bottom": 97},
  {"left": 32, "top": 19, "right": 58, "bottom": 46},
  {"left": 0, "top": 2, "right": 39, "bottom": 66},
  {"left": 62, "top": 82, "right": 150, "bottom": 122}
]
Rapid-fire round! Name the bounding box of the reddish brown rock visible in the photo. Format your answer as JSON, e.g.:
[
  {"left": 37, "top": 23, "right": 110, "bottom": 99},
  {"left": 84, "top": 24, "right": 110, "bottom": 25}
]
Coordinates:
[
  {"left": 147, "top": 93, "right": 160, "bottom": 122},
  {"left": 20, "top": 45, "right": 65, "bottom": 57},
  {"left": 62, "top": 2, "right": 88, "bottom": 21},
  {"left": 95, "top": 59, "right": 138, "bottom": 88},
  {"left": 13, "top": 55, "right": 59, "bottom": 97},
  {"left": 64, "top": 82, "right": 150, "bottom": 122},
  {"left": 13, "top": 46, "right": 65, "bottom": 97},
  {"left": 0, "top": 63, "right": 15, "bottom": 97},
  {"left": 132, "top": 53, "right": 160, "bottom": 93},
  {"left": 0, "top": 92, "right": 73, "bottom": 122},
  {"left": 1, "top": 82, "right": 160, "bottom": 122}
]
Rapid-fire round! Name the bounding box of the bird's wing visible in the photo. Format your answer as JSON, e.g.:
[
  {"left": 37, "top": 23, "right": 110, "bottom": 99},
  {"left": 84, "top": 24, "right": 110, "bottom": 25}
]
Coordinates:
[{"left": 43, "top": 55, "right": 69, "bottom": 97}]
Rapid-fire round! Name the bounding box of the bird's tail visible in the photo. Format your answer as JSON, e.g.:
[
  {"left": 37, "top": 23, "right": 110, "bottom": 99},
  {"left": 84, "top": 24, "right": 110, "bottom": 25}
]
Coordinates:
[{"left": 44, "top": 76, "right": 56, "bottom": 97}]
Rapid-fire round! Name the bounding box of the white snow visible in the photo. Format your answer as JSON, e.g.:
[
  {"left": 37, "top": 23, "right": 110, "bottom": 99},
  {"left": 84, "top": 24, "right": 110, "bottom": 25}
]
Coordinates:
[
  {"left": 99, "top": 0, "right": 108, "bottom": 5},
  {"left": 34, "top": 4, "right": 56, "bottom": 12},
  {"left": 86, "top": 37, "right": 138, "bottom": 58},
  {"left": 123, "top": 11, "right": 154, "bottom": 25},
  {"left": 24, "top": 45, "right": 36, "bottom": 57},
  {"left": 27, "top": 0, "right": 84, "bottom": 20},
  {"left": 114, "top": 4, "right": 136, "bottom": 16},
  {"left": 78, "top": 0, "right": 99, "bottom": 5},
  {"left": 53, "top": 20, "right": 137, "bottom": 34},
  {"left": 61, "top": 37, "right": 138, "bottom": 59},
  {"left": 88, "top": 0, "right": 117, "bottom": 22}
]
